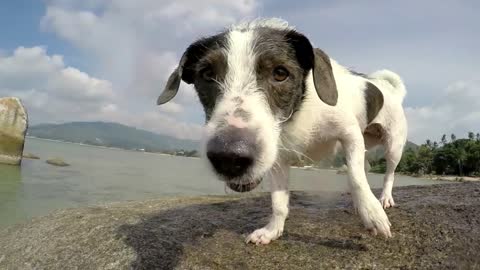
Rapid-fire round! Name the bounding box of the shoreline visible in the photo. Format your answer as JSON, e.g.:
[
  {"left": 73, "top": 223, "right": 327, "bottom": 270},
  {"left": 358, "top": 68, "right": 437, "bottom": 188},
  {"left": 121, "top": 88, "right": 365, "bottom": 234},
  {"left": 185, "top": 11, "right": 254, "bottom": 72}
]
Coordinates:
[
  {"left": 26, "top": 136, "right": 198, "bottom": 158},
  {"left": 416, "top": 174, "right": 479, "bottom": 182},
  {"left": 23, "top": 138, "right": 480, "bottom": 181}
]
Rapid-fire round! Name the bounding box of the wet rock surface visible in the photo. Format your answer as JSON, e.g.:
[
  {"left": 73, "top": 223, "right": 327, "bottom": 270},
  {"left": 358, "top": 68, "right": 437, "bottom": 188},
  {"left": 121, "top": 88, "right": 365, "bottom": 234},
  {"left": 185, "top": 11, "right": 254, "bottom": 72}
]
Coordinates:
[
  {"left": 23, "top": 153, "right": 40, "bottom": 159},
  {"left": 0, "top": 97, "right": 28, "bottom": 165},
  {"left": 46, "top": 158, "right": 70, "bottom": 167},
  {"left": 0, "top": 182, "right": 479, "bottom": 269}
]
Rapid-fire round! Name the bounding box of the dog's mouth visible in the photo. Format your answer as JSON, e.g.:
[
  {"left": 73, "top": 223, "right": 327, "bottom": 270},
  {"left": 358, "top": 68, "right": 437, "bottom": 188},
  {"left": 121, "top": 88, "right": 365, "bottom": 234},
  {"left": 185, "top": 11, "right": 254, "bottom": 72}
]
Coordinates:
[{"left": 226, "top": 178, "right": 263, "bottom": 193}]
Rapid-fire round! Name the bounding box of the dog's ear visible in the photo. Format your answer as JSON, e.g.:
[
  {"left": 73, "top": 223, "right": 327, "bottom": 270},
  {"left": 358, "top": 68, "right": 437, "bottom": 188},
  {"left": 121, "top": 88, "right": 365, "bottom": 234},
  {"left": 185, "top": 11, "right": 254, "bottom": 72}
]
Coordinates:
[
  {"left": 157, "top": 34, "right": 225, "bottom": 105},
  {"left": 157, "top": 53, "right": 188, "bottom": 105},
  {"left": 311, "top": 48, "right": 338, "bottom": 106},
  {"left": 286, "top": 31, "right": 338, "bottom": 106}
]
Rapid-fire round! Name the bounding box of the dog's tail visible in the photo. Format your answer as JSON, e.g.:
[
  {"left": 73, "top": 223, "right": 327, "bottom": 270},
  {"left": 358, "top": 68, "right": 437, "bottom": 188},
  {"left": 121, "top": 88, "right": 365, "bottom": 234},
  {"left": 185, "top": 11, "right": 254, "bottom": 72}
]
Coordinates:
[{"left": 370, "top": 69, "right": 407, "bottom": 101}]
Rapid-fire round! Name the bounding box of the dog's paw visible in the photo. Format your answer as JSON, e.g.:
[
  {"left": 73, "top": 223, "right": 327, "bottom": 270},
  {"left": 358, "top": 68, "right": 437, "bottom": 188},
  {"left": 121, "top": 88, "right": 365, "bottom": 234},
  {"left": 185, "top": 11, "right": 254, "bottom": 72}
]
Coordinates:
[
  {"left": 245, "top": 227, "right": 283, "bottom": 245},
  {"left": 356, "top": 192, "right": 392, "bottom": 238},
  {"left": 379, "top": 193, "right": 395, "bottom": 209}
]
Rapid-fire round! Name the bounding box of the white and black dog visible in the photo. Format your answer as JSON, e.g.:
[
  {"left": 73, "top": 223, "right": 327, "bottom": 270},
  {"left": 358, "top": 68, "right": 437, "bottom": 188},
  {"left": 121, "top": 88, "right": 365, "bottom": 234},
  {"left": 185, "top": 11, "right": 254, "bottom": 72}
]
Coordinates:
[{"left": 157, "top": 18, "right": 407, "bottom": 245}]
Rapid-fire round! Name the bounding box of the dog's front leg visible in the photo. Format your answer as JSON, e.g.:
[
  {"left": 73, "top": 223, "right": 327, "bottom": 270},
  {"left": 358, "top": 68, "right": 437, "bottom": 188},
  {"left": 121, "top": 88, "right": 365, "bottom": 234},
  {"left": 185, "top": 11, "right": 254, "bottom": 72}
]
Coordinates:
[
  {"left": 246, "top": 160, "right": 289, "bottom": 245},
  {"left": 342, "top": 129, "right": 392, "bottom": 238}
]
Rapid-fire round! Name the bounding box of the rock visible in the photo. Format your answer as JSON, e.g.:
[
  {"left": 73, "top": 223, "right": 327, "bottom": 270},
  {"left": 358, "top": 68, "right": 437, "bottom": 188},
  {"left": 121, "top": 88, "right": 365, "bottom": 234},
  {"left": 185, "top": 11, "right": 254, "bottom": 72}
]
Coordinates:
[
  {"left": 337, "top": 164, "right": 348, "bottom": 174},
  {"left": 1, "top": 182, "right": 479, "bottom": 269},
  {"left": 23, "top": 153, "right": 40, "bottom": 160},
  {"left": 46, "top": 158, "right": 70, "bottom": 167},
  {"left": 0, "top": 97, "right": 28, "bottom": 165}
]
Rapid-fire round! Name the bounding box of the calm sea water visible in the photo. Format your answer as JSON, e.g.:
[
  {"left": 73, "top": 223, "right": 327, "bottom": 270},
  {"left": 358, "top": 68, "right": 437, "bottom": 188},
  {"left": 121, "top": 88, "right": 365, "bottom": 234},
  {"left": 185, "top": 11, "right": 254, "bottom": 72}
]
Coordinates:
[{"left": 0, "top": 138, "right": 447, "bottom": 228}]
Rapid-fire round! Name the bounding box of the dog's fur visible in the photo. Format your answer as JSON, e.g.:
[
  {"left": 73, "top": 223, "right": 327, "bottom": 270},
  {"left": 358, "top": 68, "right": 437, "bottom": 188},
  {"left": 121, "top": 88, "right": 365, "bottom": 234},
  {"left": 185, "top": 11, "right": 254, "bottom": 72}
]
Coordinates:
[{"left": 158, "top": 18, "right": 407, "bottom": 244}]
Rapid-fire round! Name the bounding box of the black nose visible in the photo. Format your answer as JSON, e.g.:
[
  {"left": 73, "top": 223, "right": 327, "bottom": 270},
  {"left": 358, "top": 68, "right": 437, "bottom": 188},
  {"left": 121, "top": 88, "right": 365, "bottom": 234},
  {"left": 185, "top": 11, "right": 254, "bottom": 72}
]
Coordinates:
[{"left": 206, "top": 128, "right": 257, "bottom": 178}]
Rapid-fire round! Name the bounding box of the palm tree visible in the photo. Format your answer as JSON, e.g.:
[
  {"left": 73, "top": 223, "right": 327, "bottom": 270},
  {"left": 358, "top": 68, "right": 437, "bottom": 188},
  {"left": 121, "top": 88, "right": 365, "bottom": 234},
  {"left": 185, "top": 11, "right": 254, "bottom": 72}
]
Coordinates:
[
  {"left": 441, "top": 134, "right": 447, "bottom": 145},
  {"left": 426, "top": 139, "right": 432, "bottom": 148},
  {"left": 451, "top": 134, "right": 456, "bottom": 142}
]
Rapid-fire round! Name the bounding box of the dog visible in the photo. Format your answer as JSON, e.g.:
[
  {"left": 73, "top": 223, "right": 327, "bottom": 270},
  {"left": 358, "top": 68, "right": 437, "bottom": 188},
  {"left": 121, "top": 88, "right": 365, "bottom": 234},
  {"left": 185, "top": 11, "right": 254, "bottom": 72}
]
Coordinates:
[{"left": 157, "top": 18, "right": 407, "bottom": 245}]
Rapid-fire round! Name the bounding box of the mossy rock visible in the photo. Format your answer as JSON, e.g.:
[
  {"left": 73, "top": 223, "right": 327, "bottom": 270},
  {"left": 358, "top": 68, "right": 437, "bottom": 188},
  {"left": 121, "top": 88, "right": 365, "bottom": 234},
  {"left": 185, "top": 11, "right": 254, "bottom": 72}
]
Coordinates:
[
  {"left": 23, "top": 153, "right": 40, "bottom": 160},
  {"left": 0, "top": 97, "right": 28, "bottom": 165},
  {"left": 46, "top": 158, "right": 70, "bottom": 167}
]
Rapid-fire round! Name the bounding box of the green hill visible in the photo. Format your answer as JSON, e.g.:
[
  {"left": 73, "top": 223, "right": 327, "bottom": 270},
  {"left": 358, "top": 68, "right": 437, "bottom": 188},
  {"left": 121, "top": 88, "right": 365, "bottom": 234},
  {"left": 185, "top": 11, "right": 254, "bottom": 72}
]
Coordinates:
[{"left": 27, "top": 122, "right": 199, "bottom": 152}]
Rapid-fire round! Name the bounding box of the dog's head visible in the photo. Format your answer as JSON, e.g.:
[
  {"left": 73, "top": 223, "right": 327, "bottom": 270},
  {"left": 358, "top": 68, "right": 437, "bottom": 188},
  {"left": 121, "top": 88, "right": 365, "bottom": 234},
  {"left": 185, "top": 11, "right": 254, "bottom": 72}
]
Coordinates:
[{"left": 157, "top": 18, "right": 337, "bottom": 192}]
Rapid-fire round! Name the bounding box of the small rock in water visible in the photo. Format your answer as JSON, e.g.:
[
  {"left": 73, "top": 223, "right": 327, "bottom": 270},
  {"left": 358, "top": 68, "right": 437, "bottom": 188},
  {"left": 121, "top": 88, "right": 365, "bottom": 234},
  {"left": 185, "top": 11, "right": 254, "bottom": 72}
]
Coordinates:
[
  {"left": 0, "top": 97, "right": 28, "bottom": 166},
  {"left": 46, "top": 158, "right": 70, "bottom": 167},
  {"left": 23, "top": 153, "right": 40, "bottom": 160}
]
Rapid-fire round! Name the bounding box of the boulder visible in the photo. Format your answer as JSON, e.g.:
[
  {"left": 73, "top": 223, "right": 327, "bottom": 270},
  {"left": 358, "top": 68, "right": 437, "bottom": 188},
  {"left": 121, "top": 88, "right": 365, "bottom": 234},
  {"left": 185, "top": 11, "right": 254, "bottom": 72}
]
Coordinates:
[
  {"left": 0, "top": 97, "right": 28, "bottom": 165},
  {"left": 46, "top": 158, "right": 70, "bottom": 167},
  {"left": 23, "top": 153, "right": 40, "bottom": 160},
  {"left": 0, "top": 183, "right": 479, "bottom": 269}
]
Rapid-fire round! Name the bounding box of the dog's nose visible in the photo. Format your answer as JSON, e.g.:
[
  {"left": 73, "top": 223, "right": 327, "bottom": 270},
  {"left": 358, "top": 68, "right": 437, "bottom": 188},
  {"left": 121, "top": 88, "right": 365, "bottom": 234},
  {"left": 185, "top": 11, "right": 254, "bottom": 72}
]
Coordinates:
[{"left": 206, "top": 128, "right": 257, "bottom": 178}]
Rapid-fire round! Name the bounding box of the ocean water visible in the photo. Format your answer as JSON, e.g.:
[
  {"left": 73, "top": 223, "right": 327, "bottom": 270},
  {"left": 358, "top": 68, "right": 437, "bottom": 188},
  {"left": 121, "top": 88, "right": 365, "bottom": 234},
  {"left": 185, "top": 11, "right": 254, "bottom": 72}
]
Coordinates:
[{"left": 0, "top": 137, "right": 448, "bottom": 228}]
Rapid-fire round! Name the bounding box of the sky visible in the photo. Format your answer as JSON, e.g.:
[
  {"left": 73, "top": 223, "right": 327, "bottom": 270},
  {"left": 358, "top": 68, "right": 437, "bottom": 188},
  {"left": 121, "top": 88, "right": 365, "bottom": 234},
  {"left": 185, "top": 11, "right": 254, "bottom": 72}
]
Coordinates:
[{"left": 0, "top": 0, "right": 479, "bottom": 144}]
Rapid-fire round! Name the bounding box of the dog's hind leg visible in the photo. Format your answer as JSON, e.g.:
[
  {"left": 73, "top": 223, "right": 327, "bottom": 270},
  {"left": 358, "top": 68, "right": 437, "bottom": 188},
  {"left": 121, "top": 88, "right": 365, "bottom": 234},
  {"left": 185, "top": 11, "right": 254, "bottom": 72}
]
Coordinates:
[
  {"left": 246, "top": 160, "right": 289, "bottom": 245},
  {"left": 380, "top": 134, "right": 406, "bottom": 209}
]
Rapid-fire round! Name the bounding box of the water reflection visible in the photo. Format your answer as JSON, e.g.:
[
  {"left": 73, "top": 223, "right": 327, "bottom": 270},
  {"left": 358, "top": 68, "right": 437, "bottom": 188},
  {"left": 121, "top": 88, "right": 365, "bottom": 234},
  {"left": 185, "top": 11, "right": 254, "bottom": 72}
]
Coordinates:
[{"left": 0, "top": 164, "right": 26, "bottom": 227}]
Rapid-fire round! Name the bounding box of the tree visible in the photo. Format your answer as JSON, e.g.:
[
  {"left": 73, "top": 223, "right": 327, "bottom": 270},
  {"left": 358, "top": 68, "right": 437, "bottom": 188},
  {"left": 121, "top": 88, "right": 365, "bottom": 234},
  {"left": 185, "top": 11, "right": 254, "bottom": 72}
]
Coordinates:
[
  {"left": 397, "top": 148, "right": 419, "bottom": 173},
  {"left": 441, "top": 134, "right": 447, "bottom": 145},
  {"left": 426, "top": 139, "right": 432, "bottom": 148},
  {"left": 416, "top": 145, "right": 434, "bottom": 174},
  {"left": 382, "top": 132, "right": 480, "bottom": 177}
]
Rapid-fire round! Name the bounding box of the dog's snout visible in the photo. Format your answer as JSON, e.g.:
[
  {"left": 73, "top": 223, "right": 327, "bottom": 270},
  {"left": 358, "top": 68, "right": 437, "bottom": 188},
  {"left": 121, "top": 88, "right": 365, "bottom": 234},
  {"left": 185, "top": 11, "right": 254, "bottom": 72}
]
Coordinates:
[{"left": 206, "top": 128, "right": 257, "bottom": 178}]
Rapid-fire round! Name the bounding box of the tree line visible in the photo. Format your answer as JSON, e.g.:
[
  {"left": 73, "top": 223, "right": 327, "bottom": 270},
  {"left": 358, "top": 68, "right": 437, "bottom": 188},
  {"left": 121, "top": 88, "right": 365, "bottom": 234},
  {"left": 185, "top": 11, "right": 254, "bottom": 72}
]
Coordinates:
[{"left": 370, "top": 132, "right": 480, "bottom": 176}]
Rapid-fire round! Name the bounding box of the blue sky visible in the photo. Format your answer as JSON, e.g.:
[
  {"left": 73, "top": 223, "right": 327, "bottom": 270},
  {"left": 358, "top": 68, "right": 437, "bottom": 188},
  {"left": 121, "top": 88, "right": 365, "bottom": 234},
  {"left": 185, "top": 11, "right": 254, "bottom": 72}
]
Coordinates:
[{"left": 0, "top": 0, "right": 479, "bottom": 143}]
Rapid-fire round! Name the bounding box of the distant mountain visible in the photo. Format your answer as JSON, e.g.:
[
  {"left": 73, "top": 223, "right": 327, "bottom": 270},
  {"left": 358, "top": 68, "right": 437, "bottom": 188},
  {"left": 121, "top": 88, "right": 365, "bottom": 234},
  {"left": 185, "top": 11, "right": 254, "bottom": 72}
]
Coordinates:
[{"left": 27, "top": 121, "right": 199, "bottom": 152}]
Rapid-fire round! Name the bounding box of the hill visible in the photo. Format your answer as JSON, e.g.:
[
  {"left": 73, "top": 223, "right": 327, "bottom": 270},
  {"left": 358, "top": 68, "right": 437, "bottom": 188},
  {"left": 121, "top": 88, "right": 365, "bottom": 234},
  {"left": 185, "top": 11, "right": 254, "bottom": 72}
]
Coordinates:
[{"left": 27, "top": 122, "right": 199, "bottom": 152}]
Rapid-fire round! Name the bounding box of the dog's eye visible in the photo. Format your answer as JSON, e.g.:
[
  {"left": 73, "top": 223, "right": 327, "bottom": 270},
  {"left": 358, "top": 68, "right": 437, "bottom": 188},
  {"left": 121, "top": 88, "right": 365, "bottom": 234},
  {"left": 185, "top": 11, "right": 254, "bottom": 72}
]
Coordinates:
[
  {"left": 273, "top": 66, "right": 289, "bottom": 82},
  {"left": 201, "top": 68, "right": 215, "bottom": 82}
]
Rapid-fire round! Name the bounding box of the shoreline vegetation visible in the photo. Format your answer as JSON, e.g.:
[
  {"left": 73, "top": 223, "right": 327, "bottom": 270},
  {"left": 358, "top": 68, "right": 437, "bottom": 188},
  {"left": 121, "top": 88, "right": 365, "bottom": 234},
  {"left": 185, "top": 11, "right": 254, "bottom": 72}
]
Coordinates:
[{"left": 369, "top": 132, "right": 480, "bottom": 181}]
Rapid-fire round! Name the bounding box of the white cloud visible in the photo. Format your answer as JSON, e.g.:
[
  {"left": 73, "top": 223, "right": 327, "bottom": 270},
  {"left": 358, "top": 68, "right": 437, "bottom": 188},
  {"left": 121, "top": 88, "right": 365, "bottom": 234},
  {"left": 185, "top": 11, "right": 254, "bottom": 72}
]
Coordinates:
[
  {"left": 0, "top": 46, "right": 204, "bottom": 140},
  {"left": 0, "top": 46, "right": 114, "bottom": 119},
  {"left": 406, "top": 79, "right": 480, "bottom": 144},
  {"left": 6, "top": 0, "right": 475, "bottom": 143},
  {"left": 35, "top": 0, "right": 259, "bottom": 139},
  {"left": 158, "top": 102, "right": 184, "bottom": 114}
]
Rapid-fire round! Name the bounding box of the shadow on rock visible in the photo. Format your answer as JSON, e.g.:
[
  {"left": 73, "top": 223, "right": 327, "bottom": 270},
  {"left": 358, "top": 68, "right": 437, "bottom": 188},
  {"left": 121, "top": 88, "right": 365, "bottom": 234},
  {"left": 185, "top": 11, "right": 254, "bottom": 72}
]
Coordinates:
[{"left": 116, "top": 193, "right": 346, "bottom": 269}]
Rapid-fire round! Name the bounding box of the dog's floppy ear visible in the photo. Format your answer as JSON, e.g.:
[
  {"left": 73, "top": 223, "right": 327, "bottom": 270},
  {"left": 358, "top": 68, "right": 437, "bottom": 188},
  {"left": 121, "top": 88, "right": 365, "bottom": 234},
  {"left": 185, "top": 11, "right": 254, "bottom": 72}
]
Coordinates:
[
  {"left": 157, "top": 33, "right": 225, "bottom": 105},
  {"left": 312, "top": 48, "right": 338, "bottom": 106},
  {"left": 157, "top": 53, "right": 188, "bottom": 105},
  {"left": 287, "top": 31, "right": 338, "bottom": 106}
]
